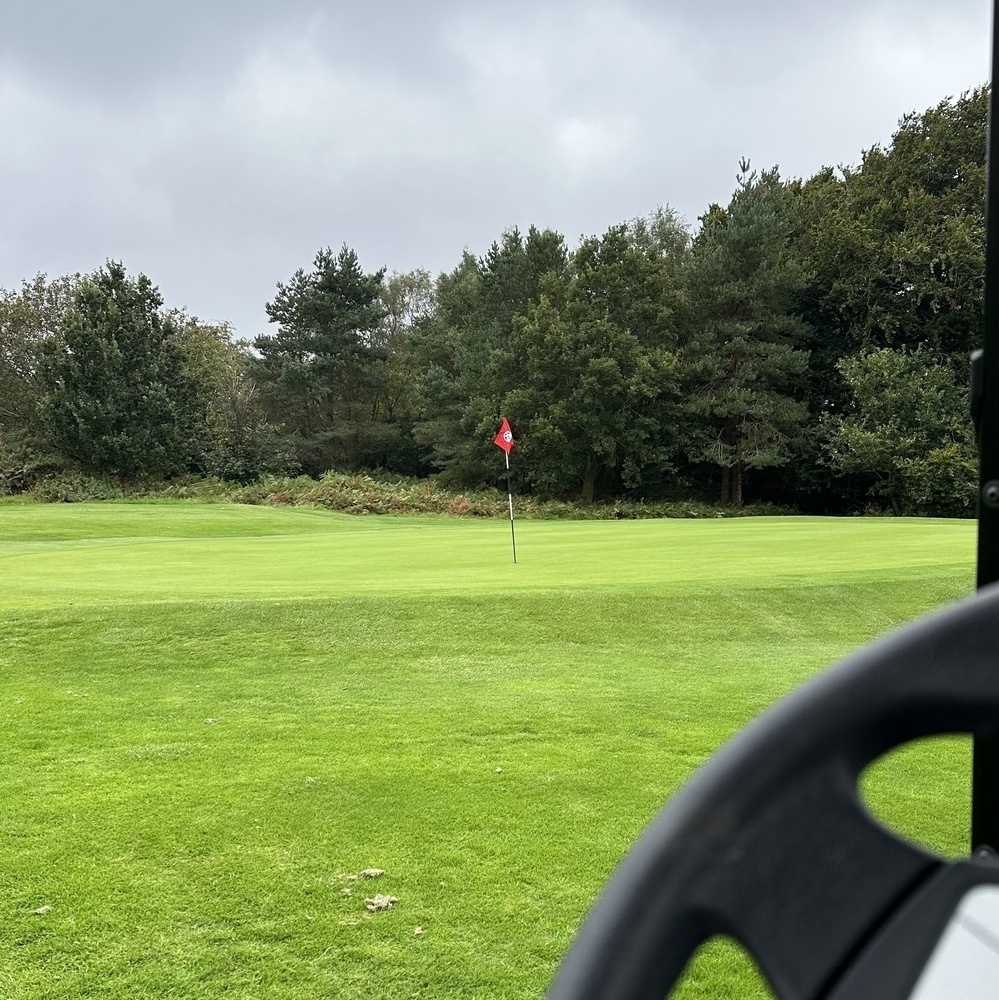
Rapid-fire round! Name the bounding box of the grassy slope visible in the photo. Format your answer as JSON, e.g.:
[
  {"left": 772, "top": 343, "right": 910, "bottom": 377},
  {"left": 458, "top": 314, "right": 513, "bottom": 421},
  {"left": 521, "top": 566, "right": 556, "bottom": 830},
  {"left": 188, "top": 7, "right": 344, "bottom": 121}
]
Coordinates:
[{"left": 0, "top": 504, "right": 977, "bottom": 999}]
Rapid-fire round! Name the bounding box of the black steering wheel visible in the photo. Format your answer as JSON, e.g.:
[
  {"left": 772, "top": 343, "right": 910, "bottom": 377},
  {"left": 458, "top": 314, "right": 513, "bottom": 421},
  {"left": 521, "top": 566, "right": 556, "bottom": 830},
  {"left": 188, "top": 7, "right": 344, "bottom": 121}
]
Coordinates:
[{"left": 548, "top": 584, "right": 999, "bottom": 1000}]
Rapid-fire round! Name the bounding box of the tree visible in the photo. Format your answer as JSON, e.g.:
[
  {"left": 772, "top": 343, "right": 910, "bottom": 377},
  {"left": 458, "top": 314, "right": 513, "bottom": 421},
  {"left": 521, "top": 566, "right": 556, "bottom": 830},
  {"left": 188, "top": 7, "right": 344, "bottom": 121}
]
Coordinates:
[
  {"left": 363, "top": 270, "right": 437, "bottom": 475},
  {"left": 169, "top": 313, "right": 292, "bottom": 483},
  {"left": 0, "top": 273, "right": 79, "bottom": 490},
  {"left": 505, "top": 298, "right": 679, "bottom": 501},
  {"left": 825, "top": 347, "right": 976, "bottom": 515},
  {"left": 377, "top": 270, "right": 435, "bottom": 357},
  {"left": 411, "top": 227, "right": 569, "bottom": 485},
  {"left": 252, "top": 245, "right": 388, "bottom": 475},
  {"left": 767, "top": 89, "right": 988, "bottom": 511},
  {"left": 806, "top": 88, "right": 986, "bottom": 358},
  {"left": 38, "top": 262, "right": 203, "bottom": 478},
  {"left": 682, "top": 165, "right": 811, "bottom": 505},
  {"left": 501, "top": 212, "right": 688, "bottom": 500},
  {"left": 0, "top": 274, "right": 78, "bottom": 427}
]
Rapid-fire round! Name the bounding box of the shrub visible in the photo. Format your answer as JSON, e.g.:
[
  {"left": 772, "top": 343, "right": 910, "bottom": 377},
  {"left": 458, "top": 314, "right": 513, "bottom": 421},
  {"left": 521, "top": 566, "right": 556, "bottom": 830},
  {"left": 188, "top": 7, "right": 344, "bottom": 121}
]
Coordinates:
[
  {"left": 28, "top": 472, "right": 126, "bottom": 503},
  {"left": 18, "top": 468, "right": 796, "bottom": 520}
]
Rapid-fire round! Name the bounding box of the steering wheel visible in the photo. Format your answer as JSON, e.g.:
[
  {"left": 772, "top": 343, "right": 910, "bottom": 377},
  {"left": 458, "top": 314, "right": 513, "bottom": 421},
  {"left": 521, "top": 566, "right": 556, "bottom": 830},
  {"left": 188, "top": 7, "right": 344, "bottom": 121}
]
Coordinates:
[{"left": 548, "top": 584, "right": 999, "bottom": 1000}]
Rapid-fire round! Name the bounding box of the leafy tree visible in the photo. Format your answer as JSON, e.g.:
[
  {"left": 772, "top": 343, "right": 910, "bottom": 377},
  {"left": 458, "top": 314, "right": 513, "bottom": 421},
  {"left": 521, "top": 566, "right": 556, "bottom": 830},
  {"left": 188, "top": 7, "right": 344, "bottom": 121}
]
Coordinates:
[
  {"left": 826, "top": 347, "right": 976, "bottom": 515},
  {"left": 0, "top": 274, "right": 78, "bottom": 427},
  {"left": 807, "top": 88, "right": 986, "bottom": 358},
  {"left": 407, "top": 252, "right": 485, "bottom": 482},
  {"left": 378, "top": 270, "right": 435, "bottom": 356},
  {"left": 775, "top": 89, "right": 987, "bottom": 511},
  {"left": 253, "top": 245, "right": 388, "bottom": 475},
  {"left": 170, "top": 313, "right": 292, "bottom": 482},
  {"left": 682, "top": 165, "right": 811, "bottom": 505},
  {"left": 38, "top": 262, "right": 203, "bottom": 478},
  {"left": 505, "top": 301, "right": 679, "bottom": 502},
  {"left": 361, "top": 270, "right": 437, "bottom": 475},
  {"left": 0, "top": 273, "right": 79, "bottom": 490},
  {"left": 501, "top": 212, "right": 688, "bottom": 500},
  {"left": 412, "top": 227, "right": 569, "bottom": 485}
]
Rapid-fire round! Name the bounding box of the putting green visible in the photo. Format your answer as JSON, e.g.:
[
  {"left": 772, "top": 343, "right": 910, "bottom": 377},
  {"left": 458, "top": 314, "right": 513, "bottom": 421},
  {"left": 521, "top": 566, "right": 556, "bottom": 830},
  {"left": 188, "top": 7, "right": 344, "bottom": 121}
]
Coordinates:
[{"left": 0, "top": 503, "right": 975, "bottom": 609}]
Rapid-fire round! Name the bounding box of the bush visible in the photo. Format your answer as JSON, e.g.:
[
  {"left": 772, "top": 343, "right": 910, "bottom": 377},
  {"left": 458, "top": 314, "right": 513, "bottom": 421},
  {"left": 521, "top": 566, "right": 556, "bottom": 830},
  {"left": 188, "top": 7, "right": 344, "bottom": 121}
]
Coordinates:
[
  {"left": 28, "top": 472, "right": 126, "bottom": 503},
  {"left": 15, "top": 468, "right": 796, "bottom": 520},
  {"left": 0, "top": 427, "right": 71, "bottom": 495},
  {"left": 899, "top": 443, "right": 978, "bottom": 518}
]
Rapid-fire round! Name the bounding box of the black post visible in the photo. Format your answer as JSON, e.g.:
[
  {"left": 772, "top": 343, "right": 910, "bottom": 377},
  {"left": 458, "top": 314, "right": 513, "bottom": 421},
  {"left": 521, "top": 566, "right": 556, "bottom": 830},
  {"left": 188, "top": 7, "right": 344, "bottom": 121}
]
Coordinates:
[{"left": 972, "top": 0, "right": 999, "bottom": 852}]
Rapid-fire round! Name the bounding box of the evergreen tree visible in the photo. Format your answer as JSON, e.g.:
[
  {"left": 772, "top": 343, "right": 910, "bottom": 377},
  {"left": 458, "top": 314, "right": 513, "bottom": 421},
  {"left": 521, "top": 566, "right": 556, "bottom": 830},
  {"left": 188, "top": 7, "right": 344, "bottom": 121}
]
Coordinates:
[
  {"left": 39, "top": 262, "right": 203, "bottom": 478},
  {"left": 682, "top": 165, "right": 811, "bottom": 505},
  {"left": 253, "top": 245, "right": 388, "bottom": 475}
]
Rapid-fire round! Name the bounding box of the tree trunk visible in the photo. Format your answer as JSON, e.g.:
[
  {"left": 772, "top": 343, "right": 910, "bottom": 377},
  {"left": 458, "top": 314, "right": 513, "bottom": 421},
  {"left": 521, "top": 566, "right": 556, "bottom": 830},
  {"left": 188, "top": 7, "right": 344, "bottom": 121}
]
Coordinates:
[
  {"left": 720, "top": 466, "right": 730, "bottom": 504},
  {"left": 581, "top": 455, "right": 598, "bottom": 504},
  {"left": 732, "top": 461, "right": 743, "bottom": 506}
]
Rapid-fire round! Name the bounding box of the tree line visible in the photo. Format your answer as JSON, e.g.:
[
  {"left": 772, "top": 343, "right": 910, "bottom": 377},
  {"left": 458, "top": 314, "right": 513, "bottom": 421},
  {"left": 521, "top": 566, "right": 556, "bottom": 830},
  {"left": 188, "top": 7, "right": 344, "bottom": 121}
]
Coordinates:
[{"left": 0, "top": 88, "right": 986, "bottom": 515}]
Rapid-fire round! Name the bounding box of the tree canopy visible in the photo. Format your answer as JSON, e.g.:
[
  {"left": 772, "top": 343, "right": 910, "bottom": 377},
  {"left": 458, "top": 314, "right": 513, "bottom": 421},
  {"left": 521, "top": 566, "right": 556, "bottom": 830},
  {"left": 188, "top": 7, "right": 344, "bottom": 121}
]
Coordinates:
[
  {"left": 39, "top": 262, "right": 203, "bottom": 479},
  {"left": 1, "top": 86, "right": 988, "bottom": 515}
]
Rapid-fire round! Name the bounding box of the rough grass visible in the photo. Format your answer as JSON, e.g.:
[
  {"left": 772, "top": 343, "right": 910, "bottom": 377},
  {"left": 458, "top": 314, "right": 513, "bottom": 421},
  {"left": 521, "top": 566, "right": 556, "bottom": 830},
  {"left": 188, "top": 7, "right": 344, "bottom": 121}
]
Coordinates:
[{"left": 0, "top": 504, "right": 976, "bottom": 999}]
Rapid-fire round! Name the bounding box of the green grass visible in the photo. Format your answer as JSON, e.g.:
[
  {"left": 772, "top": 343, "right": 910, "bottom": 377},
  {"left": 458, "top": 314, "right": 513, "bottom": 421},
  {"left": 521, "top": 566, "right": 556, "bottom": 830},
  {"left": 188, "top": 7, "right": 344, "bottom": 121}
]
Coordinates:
[{"left": 0, "top": 504, "right": 977, "bottom": 999}]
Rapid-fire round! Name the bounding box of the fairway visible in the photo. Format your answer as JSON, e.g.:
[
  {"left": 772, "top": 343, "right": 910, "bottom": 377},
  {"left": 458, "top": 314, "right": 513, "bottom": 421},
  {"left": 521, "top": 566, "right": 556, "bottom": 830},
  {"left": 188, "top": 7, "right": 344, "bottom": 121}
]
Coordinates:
[{"left": 0, "top": 504, "right": 977, "bottom": 999}]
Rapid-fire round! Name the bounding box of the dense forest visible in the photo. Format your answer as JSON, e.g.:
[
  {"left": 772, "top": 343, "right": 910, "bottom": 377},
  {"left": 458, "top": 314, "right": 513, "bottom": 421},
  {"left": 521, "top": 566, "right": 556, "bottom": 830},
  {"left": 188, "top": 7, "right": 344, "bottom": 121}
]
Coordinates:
[{"left": 0, "top": 88, "right": 987, "bottom": 515}]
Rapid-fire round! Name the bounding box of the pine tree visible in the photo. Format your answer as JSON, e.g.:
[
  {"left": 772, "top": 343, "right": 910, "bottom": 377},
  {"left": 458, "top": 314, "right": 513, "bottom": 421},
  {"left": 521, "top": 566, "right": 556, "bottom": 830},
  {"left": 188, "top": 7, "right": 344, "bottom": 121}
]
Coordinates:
[
  {"left": 682, "top": 165, "right": 811, "bottom": 505},
  {"left": 252, "top": 245, "right": 387, "bottom": 474}
]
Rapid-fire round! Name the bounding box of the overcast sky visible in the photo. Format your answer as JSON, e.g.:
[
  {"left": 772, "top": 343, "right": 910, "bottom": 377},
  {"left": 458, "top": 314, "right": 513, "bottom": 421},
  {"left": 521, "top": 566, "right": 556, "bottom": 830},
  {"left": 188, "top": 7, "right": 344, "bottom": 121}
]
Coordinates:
[{"left": 0, "top": 1, "right": 992, "bottom": 339}]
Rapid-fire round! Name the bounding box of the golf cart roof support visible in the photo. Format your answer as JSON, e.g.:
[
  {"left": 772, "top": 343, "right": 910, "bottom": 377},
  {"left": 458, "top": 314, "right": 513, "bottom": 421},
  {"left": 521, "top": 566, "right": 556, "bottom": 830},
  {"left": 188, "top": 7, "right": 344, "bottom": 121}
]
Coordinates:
[{"left": 973, "top": 0, "right": 999, "bottom": 853}]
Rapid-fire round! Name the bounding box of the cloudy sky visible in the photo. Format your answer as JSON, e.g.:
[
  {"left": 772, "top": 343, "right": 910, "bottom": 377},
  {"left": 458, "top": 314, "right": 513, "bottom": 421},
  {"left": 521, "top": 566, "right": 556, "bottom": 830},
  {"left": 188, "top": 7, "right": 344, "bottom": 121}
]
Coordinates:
[{"left": 0, "top": 1, "right": 991, "bottom": 339}]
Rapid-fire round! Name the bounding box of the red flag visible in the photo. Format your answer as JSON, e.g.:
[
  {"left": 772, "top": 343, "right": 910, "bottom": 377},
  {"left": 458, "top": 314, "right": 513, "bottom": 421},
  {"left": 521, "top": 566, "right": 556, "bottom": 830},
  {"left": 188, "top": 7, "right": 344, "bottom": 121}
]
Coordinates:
[{"left": 493, "top": 418, "right": 514, "bottom": 454}]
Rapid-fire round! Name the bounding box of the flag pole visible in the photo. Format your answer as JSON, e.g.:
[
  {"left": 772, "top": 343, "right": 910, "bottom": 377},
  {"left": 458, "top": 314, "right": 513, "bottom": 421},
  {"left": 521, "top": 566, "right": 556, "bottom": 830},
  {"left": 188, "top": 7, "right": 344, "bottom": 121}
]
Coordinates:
[
  {"left": 505, "top": 450, "right": 517, "bottom": 564},
  {"left": 493, "top": 418, "right": 518, "bottom": 564}
]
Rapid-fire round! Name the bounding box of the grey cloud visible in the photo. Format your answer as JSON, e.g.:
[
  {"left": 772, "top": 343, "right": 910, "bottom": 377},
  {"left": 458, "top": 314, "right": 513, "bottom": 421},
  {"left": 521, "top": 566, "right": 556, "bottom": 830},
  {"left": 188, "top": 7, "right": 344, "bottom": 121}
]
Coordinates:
[{"left": 0, "top": 0, "right": 991, "bottom": 340}]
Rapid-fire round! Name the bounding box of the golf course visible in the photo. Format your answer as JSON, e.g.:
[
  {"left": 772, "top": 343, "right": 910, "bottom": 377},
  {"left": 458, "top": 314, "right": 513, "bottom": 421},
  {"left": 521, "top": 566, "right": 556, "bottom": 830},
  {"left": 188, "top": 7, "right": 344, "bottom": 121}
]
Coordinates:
[{"left": 0, "top": 503, "right": 977, "bottom": 999}]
